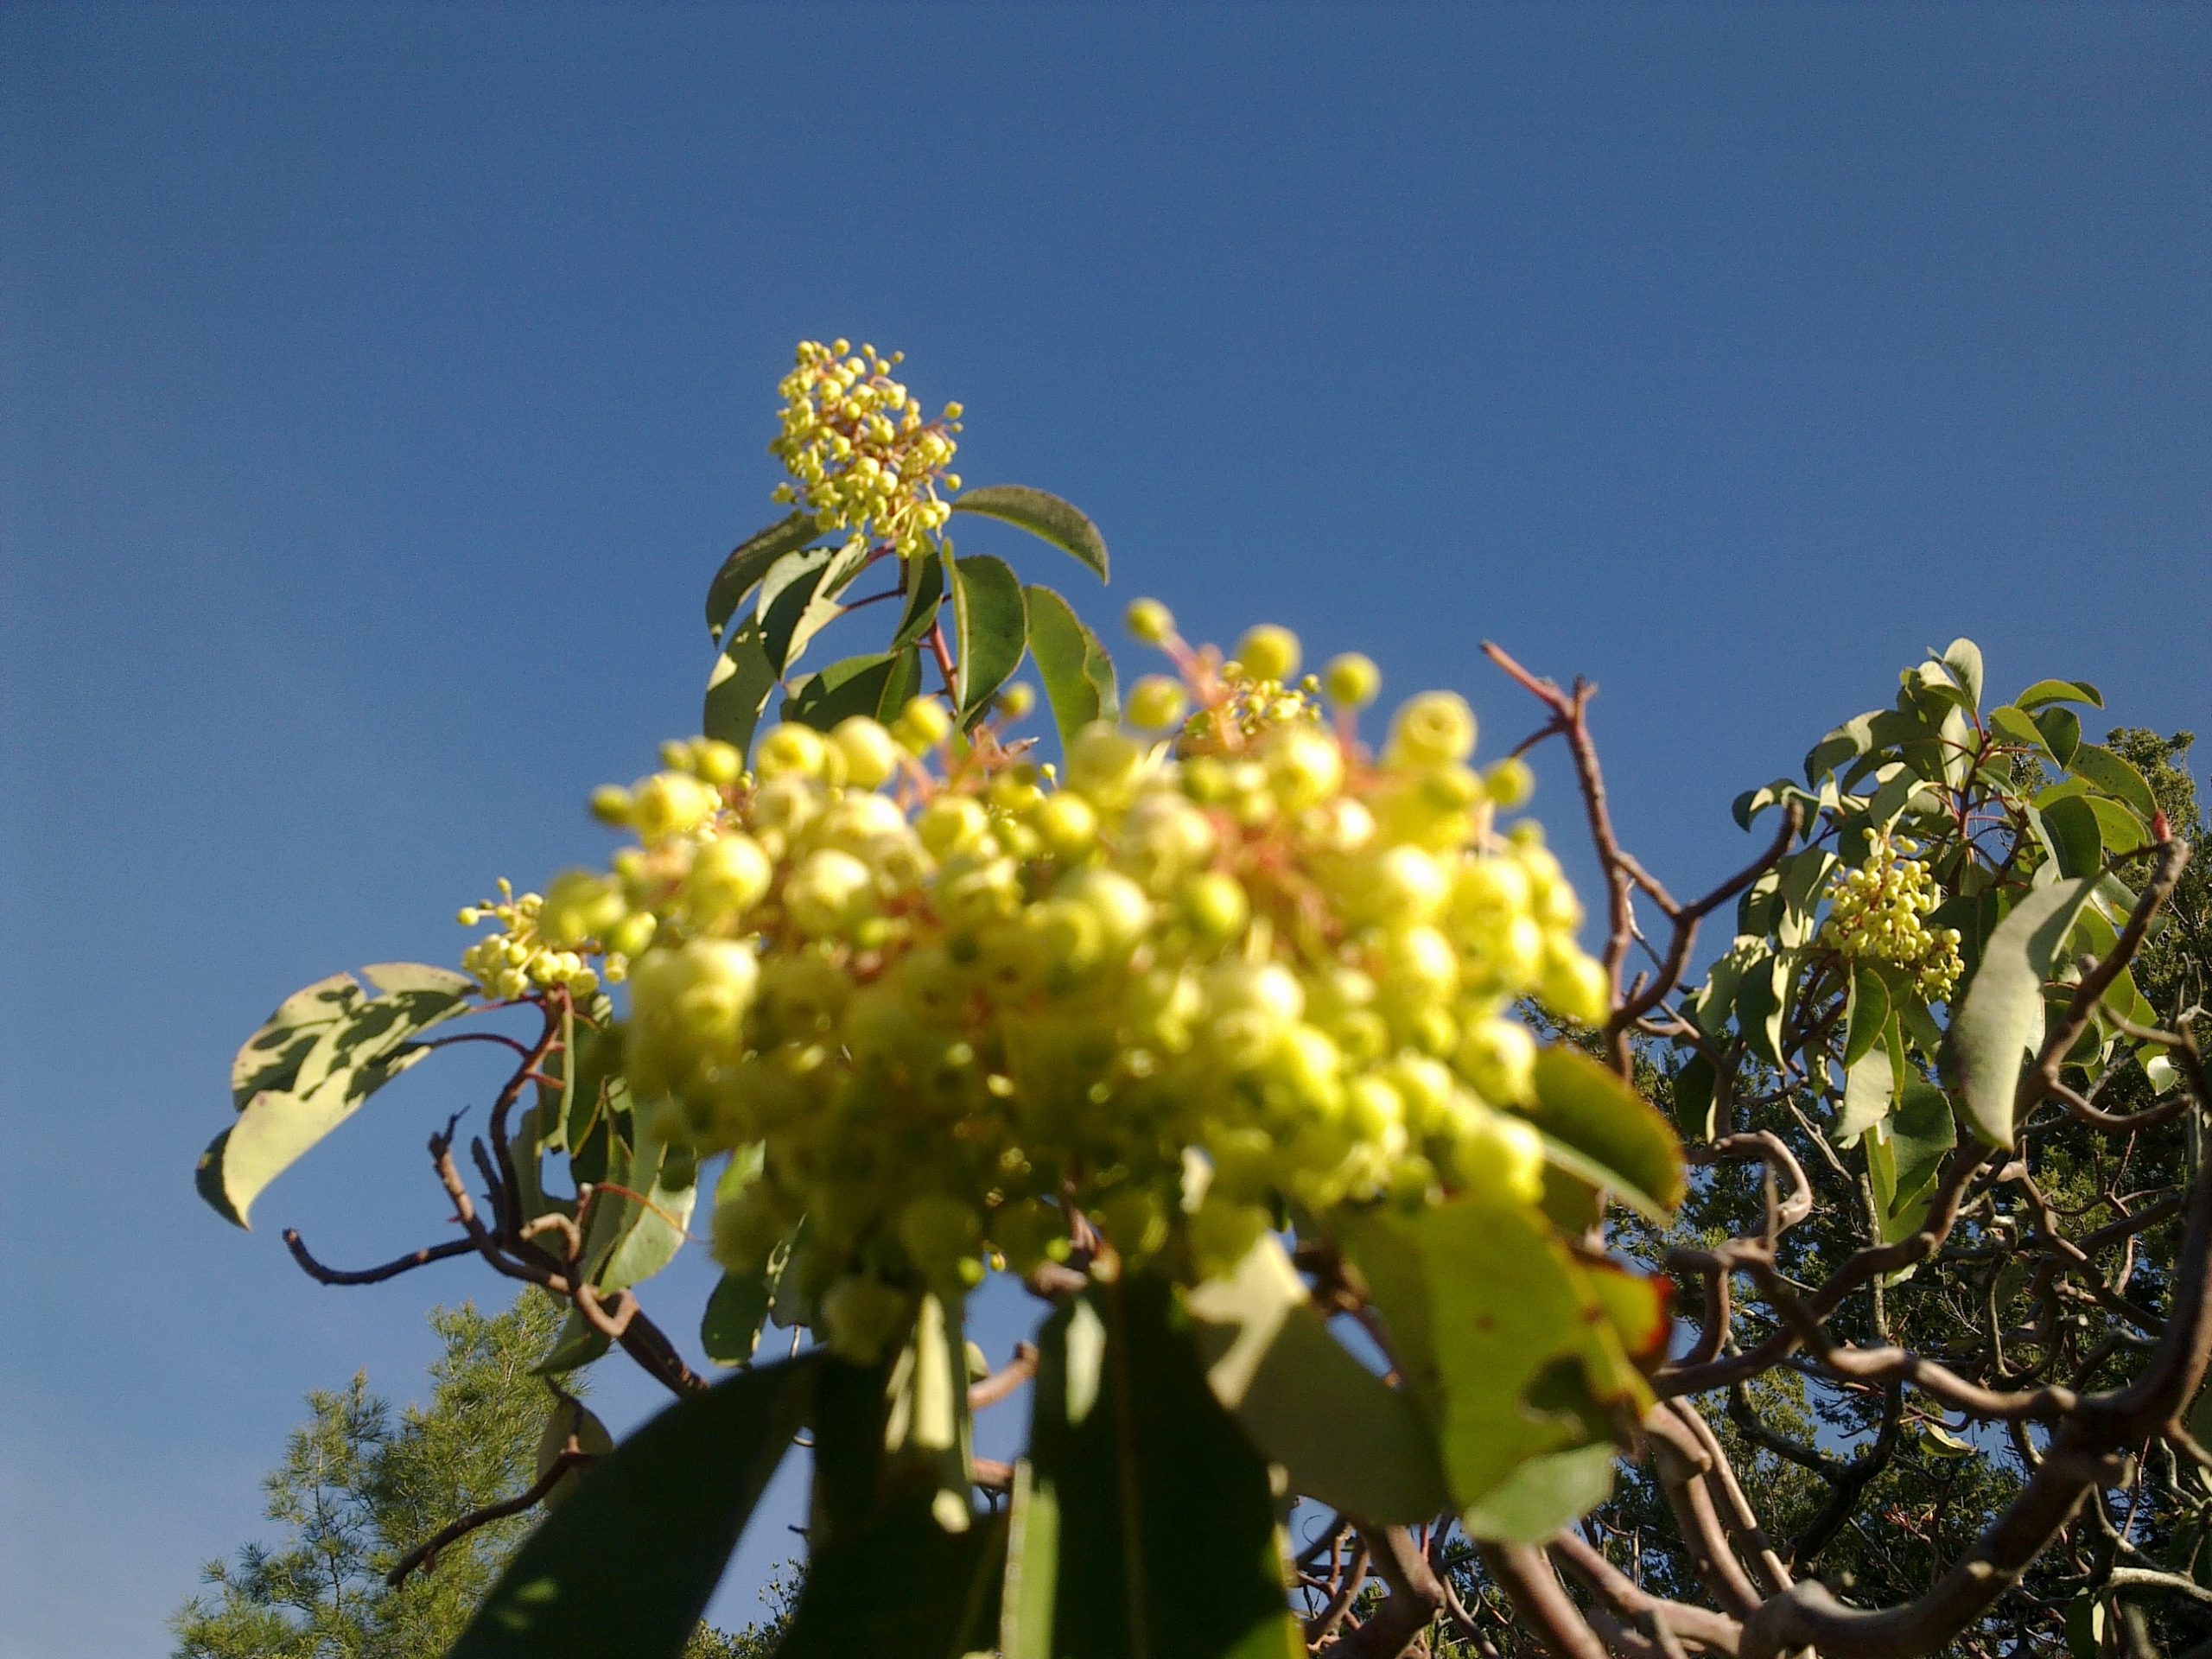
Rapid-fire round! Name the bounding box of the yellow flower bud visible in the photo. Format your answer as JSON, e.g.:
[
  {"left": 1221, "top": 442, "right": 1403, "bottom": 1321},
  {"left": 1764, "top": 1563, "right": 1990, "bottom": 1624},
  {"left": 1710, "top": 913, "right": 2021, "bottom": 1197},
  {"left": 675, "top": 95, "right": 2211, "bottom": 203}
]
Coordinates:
[
  {"left": 1387, "top": 691, "right": 1478, "bottom": 768},
  {"left": 1128, "top": 675, "right": 1190, "bottom": 731},
  {"left": 829, "top": 715, "right": 900, "bottom": 789},
  {"left": 1323, "top": 652, "right": 1382, "bottom": 708},
  {"left": 1125, "top": 598, "right": 1175, "bottom": 645},
  {"left": 1235, "top": 624, "right": 1301, "bottom": 684}
]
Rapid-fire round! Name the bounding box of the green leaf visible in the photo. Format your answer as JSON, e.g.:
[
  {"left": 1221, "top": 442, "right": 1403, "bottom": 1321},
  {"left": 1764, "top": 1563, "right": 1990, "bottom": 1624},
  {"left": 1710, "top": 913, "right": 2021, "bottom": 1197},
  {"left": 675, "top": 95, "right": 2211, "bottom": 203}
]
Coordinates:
[
  {"left": 2017, "top": 678, "right": 2104, "bottom": 712},
  {"left": 228, "top": 971, "right": 366, "bottom": 1109},
  {"left": 1937, "top": 639, "right": 1984, "bottom": 710},
  {"left": 2069, "top": 742, "right": 2158, "bottom": 821},
  {"left": 1526, "top": 1046, "right": 1686, "bottom": 1219},
  {"left": 2035, "top": 705, "right": 2082, "bottom": 768},
  {"left": 1805, "top": 711, "right": 1883, "bottom": 785},
  {"left": 703, "top": 617, "right": 778, "bottom": 756},
  {"left": 1007, "top": 1274, "right": 1302, "bottom": 1659},
  {"left": 1837, "top": 1038, "right": 1897, "bottom": 1147},
  {"left": 531, "top": 1306, "right": 612, "bottom": 1376},
  {"left": 1887, "top": 1082, "right": 1955, "bottom": 1213},
  {"left": 1024, "top": 582, "right": 1121, "bottom": 743},
  {"left": 1670, "top": 1053, "right": 1719, "bottom": 1142},
  {"left": 592, "top": 1112, "right": 697, "bottom": 1295},
  {"left": 534, "top": 1395, "right": 615, "bottom": 1511},
  {"left": 2064, "top": 1595, "right": 2106, "bottom": 1659},
  {"left": 951, "top": 485, "right": 1109, "bottom": 582},
  {"left": 1986, "top": 704, "right": 2048, "bottom": 758},
  {"left": 198, "top": 965, "right": 474, "bottom": 1227},
  {"left": 776, "top": 1506, "right": 1005, "bottom": 1659},
  {"left": 760, "top": 539, "right": 872, "bottom": 677},
  {"left": 1459, "top": 1441, "right": 1619, "bottom": 1545},
  {"left": 1733, "top": 947, "right": 1789, "bottom": 1070},
  {"left": 705, "top": 512, "right": 819, "bottom": 645},
  {"left": 1947, "top": 877, "right": 2096, "bottom": 1146},
  {"left": 449, "top": 1354, "right": 815, "bottom": 1659},
  {"left": 1844, "top": 965, "right": 1891, "bottom": 1069},
  {"left": 1185, "top": 1235, "right": 1451, "bottom": 1524},
  {"left": 701, "top": 1270, "right": 771, "bottom": 1368},
  {"left": 2083, "top": 796, "right": 2150, "bottom": 857},
  {"left": 2039, "top": 795, "right": 2104, "bottom": 880},
  {"left": 1399, "top": 1198, "right": 1643, "bottom": 1510},
  {"left": 950, "top": 555, "right": 1027, "bottom": 721},
  {"left": 784, "top": 648, "right": 922, "bottom": 731},
  {"left": 890, "top": 550, "right": 946, "bottom": 650}
]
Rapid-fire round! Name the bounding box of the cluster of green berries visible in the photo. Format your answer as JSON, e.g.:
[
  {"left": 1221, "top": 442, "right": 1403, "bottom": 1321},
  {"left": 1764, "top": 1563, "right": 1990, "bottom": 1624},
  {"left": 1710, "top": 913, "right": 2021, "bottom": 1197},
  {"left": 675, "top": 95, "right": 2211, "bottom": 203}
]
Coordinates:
[
  {"left": 457, "top": 880, "right": 608, "bottom": 1001},
  {"left": 470, "top": 610, "right": 1610, "bottom": 1362},
  {"left": 1820, "top": 836, "right": 1964, "bottom": 1000},
  {"left": 767, "top": 340, "right": 961, "bottom": 562}
]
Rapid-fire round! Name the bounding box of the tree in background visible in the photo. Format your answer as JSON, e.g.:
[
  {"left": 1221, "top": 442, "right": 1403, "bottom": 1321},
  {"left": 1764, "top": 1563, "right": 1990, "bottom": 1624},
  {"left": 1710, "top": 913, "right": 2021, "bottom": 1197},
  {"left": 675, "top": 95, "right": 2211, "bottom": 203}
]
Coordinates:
[
  {"left": 194, "top": 340, "right": 2212, "bottom": 1659},
  {"left": 172, "top": 1295, "right": 786, "bottom": 1659}
]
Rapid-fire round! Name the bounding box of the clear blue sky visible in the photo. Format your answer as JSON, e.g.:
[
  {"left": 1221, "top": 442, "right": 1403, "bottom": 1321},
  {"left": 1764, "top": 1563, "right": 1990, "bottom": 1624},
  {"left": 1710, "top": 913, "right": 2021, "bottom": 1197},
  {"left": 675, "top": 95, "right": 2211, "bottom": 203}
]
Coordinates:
[{"left": 3, "top": 5, "right": 2207, "bottom": 1654}]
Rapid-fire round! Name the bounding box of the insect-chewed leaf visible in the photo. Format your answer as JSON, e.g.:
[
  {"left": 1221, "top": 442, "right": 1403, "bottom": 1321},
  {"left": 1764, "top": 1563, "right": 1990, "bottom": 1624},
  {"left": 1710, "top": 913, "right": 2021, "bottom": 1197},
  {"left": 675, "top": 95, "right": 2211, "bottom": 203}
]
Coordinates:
[
  {"left": 951, "top": 485, "right": 1109, "bottom": 582},
  {"left": 1946, "top": 878, "right": 2095, "bottom": 1146},
  {"left": 199, "top": 964, "right": 474, "bottom": 1227},
  {"left": 448, "top": 1354, "right": 815, "bottom": 1659}
]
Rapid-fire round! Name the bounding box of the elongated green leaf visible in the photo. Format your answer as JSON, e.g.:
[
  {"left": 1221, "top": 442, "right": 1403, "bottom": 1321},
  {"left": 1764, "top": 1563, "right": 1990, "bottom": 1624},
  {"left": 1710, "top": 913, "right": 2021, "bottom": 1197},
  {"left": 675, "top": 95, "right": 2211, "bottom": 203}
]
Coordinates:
[
  {"left": 950, "top": 555, "right": 1027, "bottom": 720},
  {"left": 1412, "top": 1198, "right": 1637, "bottom": 1509},
  {"left": 2017, "top": 678, "right": 2103, "bottom": 712},
  {"left": 1805, "top": 710, "right": 1882, "bottom": 785},
  {"left": 1844, "top": 965, "right": 1891, "bottom": 1069},
  {"left": 1459, "top": 1441, "right": 1619, "bottom": 1545},
  {"left": 2035, "top": 705, "right": 2082, "bottom": 768},
  {"left": 1733, "top": 947, "right": 1789, "bottom": 1070},
  {"left": 532, "top": 1306, "right": 612, "bottom": 1376},
  {"left": 449, "top": 1354, "right": 815, "bottom": 1659},
  {"left": 891, "top": 550, "right": 946, "bottom": 650},
  {"left": 952, "top": 485, "right": 1109, "bottom": 582},
  {"left": 1024, "top": 583, "right": 1118, "bottom": 743},
  {"left": 778, "top": 1505, "right": 1005, "bottom": 1659},
  {"left": 1185, "top": 1235, "right": 1451, "bottom": 1524},
  {"left": 704, "top": 617, "right": 778, "bottom": 755},
  {"left": 1526, "top": 1046, "right": 1686, "bottom": 1219},
  {"left": 1011, "top": 1275, "right": 1302, "bottom": 1659},
  {"left": 761, "top": 538, "right": 872, "bottom": 677},
  {"left": 2083, "top": 796, "right": 2149, "bottom": 857},
  {"left": 2039, "top": 795, "right": 2103, "bottom": 880},
  {"left": 229, "top": 971, "right": 366, "bottom": 1109},
  {"left": 1837, "top": 1038, "right": 1896, "bottom": 1147},
  {"left": 1937, "top": 639, "right": 1984, "bottom": 710},
  {"left": 1889, "top": 1082, "right": 1956, "bottom": 1212},
  {"left": 199, "top": 966, "right": 474, "bottom": 1227},
  {"left": 785, "top": 648, "right": 922, "bottom": 731},
  {"left": 1986, "top": 704, "right": 2050, "bottom": 759},
  {"left": 593, "top": 1116, "right": 697, "bottom": 1295},
  {"left": 2069, "top": 742, "right": 2158, "bottom": 821},
  {"left": 1947, "top": 878, "right": 2096, "bottom": 1146},
  {"left": 706, "top": 512, "right": 818, "bottom": 645},
  {"left": 1670, "top": 1053, "right": 1719, "bottom": 1142}
]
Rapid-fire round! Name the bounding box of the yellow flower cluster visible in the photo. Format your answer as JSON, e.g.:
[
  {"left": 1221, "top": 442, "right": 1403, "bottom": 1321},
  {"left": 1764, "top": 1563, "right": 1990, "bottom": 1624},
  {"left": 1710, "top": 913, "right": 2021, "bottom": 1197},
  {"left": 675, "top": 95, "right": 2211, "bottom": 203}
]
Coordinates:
[
  {"left": 767, "top": 340, "right": 962, "bottom": 562},
  {"left": 457, "top": 880, "right": 608, "bottom": 1001},
  {"left": 502, "top": 617, "right": 1610, "bottom": 1360},
  {"left": 1820, "top": 836, "right": 1964, "bottom": 1000}
]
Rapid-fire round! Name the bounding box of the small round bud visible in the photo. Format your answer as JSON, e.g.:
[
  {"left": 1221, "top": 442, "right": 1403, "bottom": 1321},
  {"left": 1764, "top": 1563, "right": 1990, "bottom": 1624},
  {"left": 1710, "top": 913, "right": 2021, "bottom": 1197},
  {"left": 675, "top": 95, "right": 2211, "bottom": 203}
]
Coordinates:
[
  {"left": 456, "top": 906, "right": 481, "bottom": 927},
  {"left": 994, "top": 683, "right": 1036, "bottom": 721},
  {"left": 1125, "top": 598, "right": 1175, "bottom": 645},
  {"left": 1031, "top": 792, "right": 1099, "bottom": 860},
  {"left": 892, "top": 696, "right": 953, "bottom": 753},
  {"left": 684, "top": 833, "right": 774, "bottom": 922},
  {"left": 785, "top": 849, "right": 876, "bottom": 937},
  {"left": 1484, "top": 756, "right": 1535, "bottom": 810},
  {"left": 1542, "top": 949, "right": 1612, "bottom": 1027},
  {"left": 1322, "top": 652, "right": 1381, "bottom": 708},
  {"left": 1235, "top": 624, "right": 1301, "bottom": 684},
  {"left": 829, "top": 715, "right": 899, "bottom": 789},
  {"left": 1127, "top": 675, "right": 1190, "bottom": 731},
  {"left": 1388, "top": 692, "right": 1478, "bottom": 768},
  {"left": 1178, "top": 871, "right": 1250, "bottom": 942},
  {"left": 755, "top": 722, "right": 830, "bottom": 780},
  {"left": 589, "top": 785, "right": 634, "bottom": 827},
  {"left": 1065, "top": 721, "right": 1145, "bottom": 805}
]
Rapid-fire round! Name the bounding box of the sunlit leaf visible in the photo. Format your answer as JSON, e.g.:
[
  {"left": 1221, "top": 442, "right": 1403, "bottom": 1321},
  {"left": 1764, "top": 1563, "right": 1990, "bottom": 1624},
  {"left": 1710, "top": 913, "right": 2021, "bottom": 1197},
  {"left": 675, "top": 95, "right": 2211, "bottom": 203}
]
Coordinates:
[
  {"left": 1527, "top": 1046, "right": 1686, "bottom": 1219},
  {"left": 1025, "top": 583, "right": 1120, "bottom": 743},
  {"left": 1947, "top": 878, "right": 2095, "bottom": 1146},
  {"left": 952, "top": 485, "right": 1109, "bottom": 582},
  {"left": 706, "top": 512, "right": 819, "bottom": 645},
  {"left": 950, "top": 554, "right": 1027, "bottom": 720}
]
